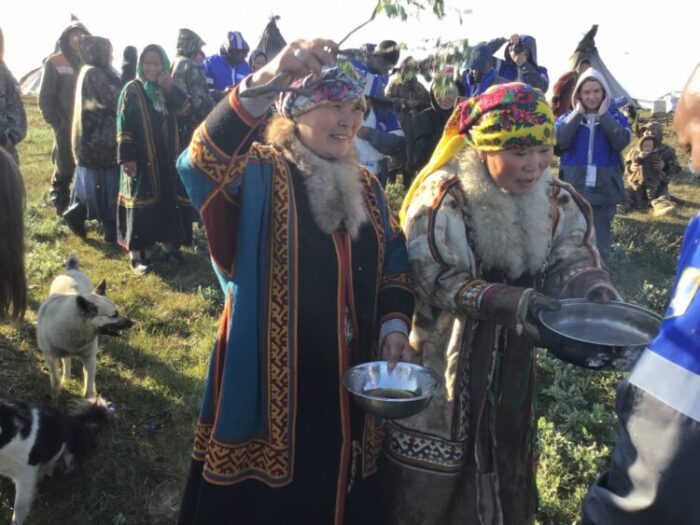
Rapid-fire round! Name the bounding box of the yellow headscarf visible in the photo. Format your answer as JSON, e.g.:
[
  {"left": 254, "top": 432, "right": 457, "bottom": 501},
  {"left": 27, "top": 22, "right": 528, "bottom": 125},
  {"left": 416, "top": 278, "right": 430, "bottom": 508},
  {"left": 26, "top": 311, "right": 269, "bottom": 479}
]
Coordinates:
[{"left": 399, "top": 82, "right": 555, "bottom": 224}]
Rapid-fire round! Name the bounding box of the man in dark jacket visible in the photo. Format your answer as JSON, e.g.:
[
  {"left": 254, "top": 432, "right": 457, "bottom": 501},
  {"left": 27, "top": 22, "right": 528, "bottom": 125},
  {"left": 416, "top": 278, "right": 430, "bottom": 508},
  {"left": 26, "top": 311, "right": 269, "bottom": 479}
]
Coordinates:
[
  {"left": 581, "top": 62, "right": 700, "bottom": 525},
  {"left": 0, "top": 27, "right": 27, "bottom": 164},
  {"left": 38, "top": 17, "right": 90, "bottom": 214}
]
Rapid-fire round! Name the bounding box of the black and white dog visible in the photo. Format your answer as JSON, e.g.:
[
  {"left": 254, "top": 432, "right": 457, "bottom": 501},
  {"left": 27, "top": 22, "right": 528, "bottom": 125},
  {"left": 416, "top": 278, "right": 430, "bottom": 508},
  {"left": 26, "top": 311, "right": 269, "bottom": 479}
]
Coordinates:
[
  {"left": 37, "top": 255, "right": 133, "bottom": 398},
  {"left": 0, "top": 398, "right": 109, "bottom": 524}
]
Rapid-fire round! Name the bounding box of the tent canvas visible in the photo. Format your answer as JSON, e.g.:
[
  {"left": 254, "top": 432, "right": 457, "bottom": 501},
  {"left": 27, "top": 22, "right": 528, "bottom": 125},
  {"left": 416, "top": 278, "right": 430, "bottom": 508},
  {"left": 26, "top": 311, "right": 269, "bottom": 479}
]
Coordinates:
[
  {"left": 637, "top": 92, "right": 680, "bottom": 113},
  {"left": 568, "top": 25, "right": 640, "bottom": 109},
  {"left": 19, "top": 66, "right": 41, "bottom": 96},
  {"left": 255, "top": 15, "right": 286, "bottom": 61}
]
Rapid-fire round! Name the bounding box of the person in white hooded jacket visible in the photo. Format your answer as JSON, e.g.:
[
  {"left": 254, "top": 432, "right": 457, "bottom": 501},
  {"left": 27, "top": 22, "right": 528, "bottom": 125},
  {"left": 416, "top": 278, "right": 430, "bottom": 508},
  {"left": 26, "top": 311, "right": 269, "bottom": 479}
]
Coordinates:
[{"left": 555, "top": 68, "right": 631, "bottom": 262}]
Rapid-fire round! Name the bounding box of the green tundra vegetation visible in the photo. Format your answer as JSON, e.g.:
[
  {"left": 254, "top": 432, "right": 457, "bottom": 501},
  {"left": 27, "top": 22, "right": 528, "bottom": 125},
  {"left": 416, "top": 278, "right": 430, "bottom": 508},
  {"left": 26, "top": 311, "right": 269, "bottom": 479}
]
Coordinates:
[{"left": 0, "top": 99, "right": 696, "bottom": 524}]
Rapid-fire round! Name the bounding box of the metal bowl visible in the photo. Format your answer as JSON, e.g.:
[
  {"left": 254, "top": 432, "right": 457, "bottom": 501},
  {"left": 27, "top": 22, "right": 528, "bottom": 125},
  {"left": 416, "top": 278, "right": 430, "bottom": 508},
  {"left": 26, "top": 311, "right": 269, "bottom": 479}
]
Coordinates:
[
  {"left": 342, "top": 361, "right": 443, "bottom": 419},
  {"left": 538, "top": 299, "right": 662, "bottom": 371}
]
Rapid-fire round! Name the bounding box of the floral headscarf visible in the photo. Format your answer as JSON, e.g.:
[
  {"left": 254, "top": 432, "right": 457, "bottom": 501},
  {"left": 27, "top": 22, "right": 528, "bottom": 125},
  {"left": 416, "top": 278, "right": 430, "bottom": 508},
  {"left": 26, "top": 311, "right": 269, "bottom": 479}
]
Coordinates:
[
  {"left": 278, "top": 66, "right": 366, "bottom": 119},
  {"left": 400, "top": 82, "right": 555, "bottom": 223},
  {"left": 136, "top": 44, "right": 171, "bottom": 114}
]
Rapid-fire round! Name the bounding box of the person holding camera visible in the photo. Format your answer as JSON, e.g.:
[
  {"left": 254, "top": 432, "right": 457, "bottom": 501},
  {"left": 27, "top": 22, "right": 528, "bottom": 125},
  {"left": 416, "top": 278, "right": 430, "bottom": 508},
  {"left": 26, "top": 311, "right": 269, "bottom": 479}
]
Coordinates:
[{"left": 498, "top": 34, "right": 549, "bottom": 92}]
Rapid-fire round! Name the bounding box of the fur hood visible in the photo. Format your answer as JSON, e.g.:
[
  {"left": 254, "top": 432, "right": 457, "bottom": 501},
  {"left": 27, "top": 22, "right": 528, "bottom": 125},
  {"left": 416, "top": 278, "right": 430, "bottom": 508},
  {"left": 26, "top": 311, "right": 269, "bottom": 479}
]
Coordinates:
[
  {"left": 455, "top": 149, "right": 553, "bottom": 279},
  {"left": 265, "top": 116, "right": 369, "bottom": 239}
]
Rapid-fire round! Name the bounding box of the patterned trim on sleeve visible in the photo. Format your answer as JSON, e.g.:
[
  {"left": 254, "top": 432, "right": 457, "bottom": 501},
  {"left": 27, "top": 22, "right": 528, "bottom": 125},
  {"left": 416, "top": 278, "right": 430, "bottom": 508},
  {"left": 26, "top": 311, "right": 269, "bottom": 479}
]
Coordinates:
[
  {"left": 458, "top": 280, "right": 505, "bottom": 318},
  {"left": 380, "top": 271, "right": 415, "bottom": 295},
  {"left": 229, "top": 84, "right": 261, "bottom": 128}
]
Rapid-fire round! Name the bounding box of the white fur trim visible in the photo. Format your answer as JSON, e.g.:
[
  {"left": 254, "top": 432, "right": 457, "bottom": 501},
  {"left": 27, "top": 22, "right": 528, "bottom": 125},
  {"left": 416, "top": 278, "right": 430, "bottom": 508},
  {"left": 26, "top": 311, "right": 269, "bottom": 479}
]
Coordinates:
[
  {"left": 455, "top": 150, "right": 553, "bottom": 279},
  {"left": 267, "top": 117, "right": 369, "bottom": 239}
]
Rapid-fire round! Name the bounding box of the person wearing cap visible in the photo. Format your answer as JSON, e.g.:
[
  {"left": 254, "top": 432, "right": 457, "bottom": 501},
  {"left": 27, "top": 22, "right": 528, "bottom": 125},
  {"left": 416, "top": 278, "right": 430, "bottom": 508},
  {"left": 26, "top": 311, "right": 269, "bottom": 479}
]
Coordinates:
[
  {"left": 551, "top": 58, "right": 591, "bottom": 118},
  {"left": 172, "top": 28, "right": 214, "bottom": 145},
  {"left": 461, "top": 43, "right": 508, "bottom": 98},
  {"left": 581, "top": 62, "right": 700, "bottom": 525},
  {"left": 38, "top": 17, "right": 90, "bottom": 215},
  {"left": 202, "top": 31, "right": 251, "bottom": 95},
  {"left": 0, "top": 27, "right": 27, "bottom": 165},
  {"left": 176, "top": 38, "right": 415, "bottom": 525},
  {"left": 382, "top": 82, "right": 618, "bottom": 525},
  {"left": 556, "top": 68, "right": 631, "bottom": 262},
  {"left": 356, "top": 72, "right": 406, "bottom": 185}
]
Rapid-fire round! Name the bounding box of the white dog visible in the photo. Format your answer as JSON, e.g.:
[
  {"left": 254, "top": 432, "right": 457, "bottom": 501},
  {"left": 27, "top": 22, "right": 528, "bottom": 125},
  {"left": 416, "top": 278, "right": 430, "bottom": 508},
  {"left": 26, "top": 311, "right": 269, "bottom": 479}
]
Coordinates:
[{"left": 36, "top": 255, "right": 133, "bottom": 398}]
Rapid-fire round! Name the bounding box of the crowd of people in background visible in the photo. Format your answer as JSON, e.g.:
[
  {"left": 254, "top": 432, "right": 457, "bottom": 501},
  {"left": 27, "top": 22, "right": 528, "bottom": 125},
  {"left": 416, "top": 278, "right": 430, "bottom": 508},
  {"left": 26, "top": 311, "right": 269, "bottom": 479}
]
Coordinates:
[
  {"left": 1, "top": 15, "right": 698, "bottom": 525},
  {"left": 1, "top": 20, "right": 670, "bottom": 267}
]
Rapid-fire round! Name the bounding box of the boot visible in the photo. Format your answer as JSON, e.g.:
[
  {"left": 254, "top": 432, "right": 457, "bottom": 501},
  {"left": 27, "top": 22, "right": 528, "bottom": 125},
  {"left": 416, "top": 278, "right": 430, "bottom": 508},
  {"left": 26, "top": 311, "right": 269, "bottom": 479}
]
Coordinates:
[
  {"left": 62, "top": 202, "right": 87, "bottom": 238},
  {"left": 50, "top": 188, "right": 70, "bottom": 216},
  {"left": 102, "top": 219, "right": 117, "bottom": 243}
]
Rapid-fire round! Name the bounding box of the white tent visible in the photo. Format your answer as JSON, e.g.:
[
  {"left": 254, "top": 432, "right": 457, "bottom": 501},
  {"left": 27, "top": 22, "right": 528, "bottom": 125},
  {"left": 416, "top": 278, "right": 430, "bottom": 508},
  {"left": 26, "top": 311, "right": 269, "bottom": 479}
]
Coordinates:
[
  {"left": 638, "top": 92, "right": 680, "bottom": 113},
  {"left": 19, "top": 67, "right": 41, "bottom": 96},
  {"left": 568, "top": 25, "right": 640, "bottom": 109}
]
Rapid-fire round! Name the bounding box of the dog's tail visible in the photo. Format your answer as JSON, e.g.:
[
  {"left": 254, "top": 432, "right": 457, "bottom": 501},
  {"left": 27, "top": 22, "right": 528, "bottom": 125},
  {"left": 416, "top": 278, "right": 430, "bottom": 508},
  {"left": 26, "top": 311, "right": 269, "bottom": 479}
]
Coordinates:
[{"left": 65, "top": 253, "right": 80, "bottom": 271}]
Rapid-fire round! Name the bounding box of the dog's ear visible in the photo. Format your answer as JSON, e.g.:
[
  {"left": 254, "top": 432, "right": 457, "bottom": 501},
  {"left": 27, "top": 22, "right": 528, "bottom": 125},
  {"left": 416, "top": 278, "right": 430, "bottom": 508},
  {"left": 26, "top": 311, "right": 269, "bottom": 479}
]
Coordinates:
[
  {"left": 94, "top": 279, "right": 107, "bottom": 296},
  {"left": 76, "top": 296, "right": 98, "bottom": 317}
]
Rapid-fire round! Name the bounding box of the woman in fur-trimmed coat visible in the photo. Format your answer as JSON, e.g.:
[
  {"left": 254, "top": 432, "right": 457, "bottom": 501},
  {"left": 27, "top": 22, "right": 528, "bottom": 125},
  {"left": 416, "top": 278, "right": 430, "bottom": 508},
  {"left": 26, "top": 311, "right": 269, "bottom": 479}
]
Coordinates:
[
  {"left": 176, "top": 41, "right": 415, "bottom": 525},
  {"left": 383, "top": 83, "right": 619, "bottom": 525}
]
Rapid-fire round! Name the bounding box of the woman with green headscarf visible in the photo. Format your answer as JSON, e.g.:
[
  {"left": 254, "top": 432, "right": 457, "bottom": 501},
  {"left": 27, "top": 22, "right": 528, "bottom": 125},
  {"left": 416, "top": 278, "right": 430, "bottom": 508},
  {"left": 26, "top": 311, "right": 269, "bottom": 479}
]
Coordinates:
[{"left": 116, "top": 44, "right": 194, "bottom": 274}]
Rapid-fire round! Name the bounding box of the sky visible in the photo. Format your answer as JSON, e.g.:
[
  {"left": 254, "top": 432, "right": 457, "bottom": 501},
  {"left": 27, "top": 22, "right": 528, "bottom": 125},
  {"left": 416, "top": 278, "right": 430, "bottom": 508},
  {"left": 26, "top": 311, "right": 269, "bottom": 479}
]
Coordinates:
[{"left": 2, "top": 0, "right": 698, "bottom": 101}]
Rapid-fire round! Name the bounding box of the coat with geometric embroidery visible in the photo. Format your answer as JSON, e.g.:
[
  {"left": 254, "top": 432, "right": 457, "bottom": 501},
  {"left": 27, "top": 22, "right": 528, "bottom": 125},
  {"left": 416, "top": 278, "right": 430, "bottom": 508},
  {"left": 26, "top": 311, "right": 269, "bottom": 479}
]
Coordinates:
[{"left": 381, "top": 150, "right": 616, "bottom": 525}]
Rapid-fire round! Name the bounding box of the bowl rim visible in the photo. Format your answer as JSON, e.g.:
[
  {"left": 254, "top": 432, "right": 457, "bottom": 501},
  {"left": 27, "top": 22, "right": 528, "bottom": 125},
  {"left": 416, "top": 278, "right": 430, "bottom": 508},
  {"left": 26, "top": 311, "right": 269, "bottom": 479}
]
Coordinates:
[
  {"left": 538, "top": 298, "right": 662, "bottom": 348},
  {"left": 342, "top": 360, "right": 443, "bottom": 403}
]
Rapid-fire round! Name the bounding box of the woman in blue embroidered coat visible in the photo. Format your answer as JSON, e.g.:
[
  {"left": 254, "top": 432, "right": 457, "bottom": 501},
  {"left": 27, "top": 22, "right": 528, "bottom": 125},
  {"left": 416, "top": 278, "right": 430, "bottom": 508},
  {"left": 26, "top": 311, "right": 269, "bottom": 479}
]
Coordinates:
[
  {"left": 176, "top": 39, "right": 415, "bottom": 525},
  {"left": 116, "top": 44, "right": 194, "bottom": 273}
]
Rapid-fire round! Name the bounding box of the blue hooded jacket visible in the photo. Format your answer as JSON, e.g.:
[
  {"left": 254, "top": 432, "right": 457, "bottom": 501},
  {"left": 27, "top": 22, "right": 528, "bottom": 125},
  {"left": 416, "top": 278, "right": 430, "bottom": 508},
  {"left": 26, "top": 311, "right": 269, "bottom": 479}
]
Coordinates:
[
  {"left": 498, "top": 35, "right": 549, "bottom": 92},
  {"left": 556, "top": 69, "right": 631, "bottom": 206}
]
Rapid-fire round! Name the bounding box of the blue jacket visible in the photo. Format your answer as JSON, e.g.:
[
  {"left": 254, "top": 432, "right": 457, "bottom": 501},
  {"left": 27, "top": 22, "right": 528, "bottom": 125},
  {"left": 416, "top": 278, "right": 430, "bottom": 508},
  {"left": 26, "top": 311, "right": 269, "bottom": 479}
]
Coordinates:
[
  {"left": 630, "top": 212, "right": 700, "bottom": 419},
  {"left": 202, "top": 54, "right": 251, "bottom": 92},
  {"left": 498, "top": 35, "right": 549, "bottom": 92},
  {"left": 556, "top": 109, "right": 630, "bottom": 206}
]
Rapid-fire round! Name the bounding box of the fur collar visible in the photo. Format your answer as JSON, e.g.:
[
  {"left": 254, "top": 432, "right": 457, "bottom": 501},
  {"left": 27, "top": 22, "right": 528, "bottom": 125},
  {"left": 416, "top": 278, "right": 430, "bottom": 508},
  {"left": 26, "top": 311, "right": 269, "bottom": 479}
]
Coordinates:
[
  {"left": 455, "top": 150, "right": 553, "bottom": 280},
  {"left": 266, "top": 117, "right": 369, "bottom": 239}
]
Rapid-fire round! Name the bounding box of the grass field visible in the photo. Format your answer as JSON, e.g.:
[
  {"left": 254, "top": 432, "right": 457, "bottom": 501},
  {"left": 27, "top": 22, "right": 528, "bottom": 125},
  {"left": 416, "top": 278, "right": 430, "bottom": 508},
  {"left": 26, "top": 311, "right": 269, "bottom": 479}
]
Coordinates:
[{"left": 0, "top": 99, "right": 697, "bottom": 524}]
